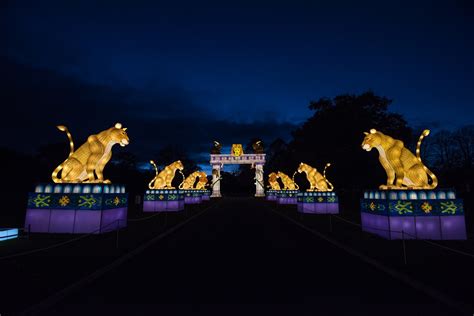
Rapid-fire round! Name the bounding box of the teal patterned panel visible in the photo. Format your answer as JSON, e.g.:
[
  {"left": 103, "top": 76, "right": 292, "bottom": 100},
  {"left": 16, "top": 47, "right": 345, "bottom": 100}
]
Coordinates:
[
  {"left": 144, "top": 192, "right": 184, "bottom": 201},
  {"left": 361, "top": 198, "right": 464, "bottom": 216},
  {"left": 28, "top": 192, "right": 128, "bottom": 210}
]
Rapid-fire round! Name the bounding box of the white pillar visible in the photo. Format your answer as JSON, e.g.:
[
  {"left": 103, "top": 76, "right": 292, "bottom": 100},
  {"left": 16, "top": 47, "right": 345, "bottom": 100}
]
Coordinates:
[
  {"left": 255, "top": 163, "right": 265, "bottom": 197},
  {"left": 211, "top": 163, "right": 222, "bottom": 197}
]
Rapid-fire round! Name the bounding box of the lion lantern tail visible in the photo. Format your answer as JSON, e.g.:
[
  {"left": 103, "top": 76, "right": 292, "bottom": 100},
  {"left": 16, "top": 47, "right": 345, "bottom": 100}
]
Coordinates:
[
  {"left": 148, "top": 160, "right": 159, "bottom": 189},
  {"left": 323, "top": 163, "right": 334, "bottom": 191},
  {"left": 292, "top": 171, "right": 300, "bottom": 190},
  {"left": 416, "top": 130, "right": 438, "bottom": 189},
  {"left": 51, "top": 125, "right": 75, "bottom": 183}
]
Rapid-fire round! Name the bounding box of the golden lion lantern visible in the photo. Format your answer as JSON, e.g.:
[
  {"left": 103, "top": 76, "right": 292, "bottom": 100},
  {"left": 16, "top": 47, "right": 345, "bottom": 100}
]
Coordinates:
[
  {"left": 267, "top": 172, "right": 281, "bottom": 190},
  {"left": 276, "top": 171, "right": 299, "bottom": 190},
  {"left": 195, "top": 172, "right": 209, "bottom": 190},
  {"left": 361, "top": 129, "right": 438, "bottom": 190},
  {"left": 179, "top": 171, "right": 208, "bottom": 190},
  {"left": 149, "top": 160, "right": 184, "bottom": 189},
  {"left": 52, "top": 123, "right": 129, "bottom": 184},
  {"left": 297, "top": 162, "right": 334, "bottom": 192},
  {"left": 231, "top": 144, "right": 244, "bottom": 157}
]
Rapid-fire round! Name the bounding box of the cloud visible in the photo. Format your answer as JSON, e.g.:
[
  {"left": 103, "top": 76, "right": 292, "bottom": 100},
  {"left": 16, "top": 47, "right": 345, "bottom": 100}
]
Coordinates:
[{"left": 0, "top": 57, "right": 297, "bottom": 163}]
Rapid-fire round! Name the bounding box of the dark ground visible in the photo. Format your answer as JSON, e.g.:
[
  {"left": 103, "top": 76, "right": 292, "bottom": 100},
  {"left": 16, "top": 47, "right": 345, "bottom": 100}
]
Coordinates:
[
  {"left": 1, "top": 197, "right": 473, "bottom": 315},
  {"left": 44, "top": 199, "right": 471, "bottom": 315}
]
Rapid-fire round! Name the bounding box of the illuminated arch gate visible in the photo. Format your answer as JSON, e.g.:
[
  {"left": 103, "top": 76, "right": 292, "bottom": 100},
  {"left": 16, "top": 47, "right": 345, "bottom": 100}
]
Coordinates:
[{"left": 210, "top": 147, "right": 265, "bottom": 198}]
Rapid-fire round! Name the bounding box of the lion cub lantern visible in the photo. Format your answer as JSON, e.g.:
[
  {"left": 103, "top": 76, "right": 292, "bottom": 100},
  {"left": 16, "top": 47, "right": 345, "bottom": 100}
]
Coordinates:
[
  {"left": 272, "top": 171, "right": 299, "bottom": 204},
  {"left": 265, "top": 172, "right": 281, "bottom": 201},
  {"left": 143, "top": 160, "right": 185, "bottom": 212},
  {"left": 295, "top": 163, "right": 339, "bottom": 214},
  {"left": 179, "top": 171, "right": 208, "bottom": 204},
  {"left": 25, "top": 123, "right": 129, "bottom": 234},
  {"left": 360, "top": 129, "right": 465, "bottom": 240}
]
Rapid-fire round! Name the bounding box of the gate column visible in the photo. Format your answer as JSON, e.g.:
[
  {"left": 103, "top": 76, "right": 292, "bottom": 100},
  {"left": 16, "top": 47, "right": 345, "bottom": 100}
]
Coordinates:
[
  {"left": 255, "top": 163, "right": 265, "bottom": 197},
  {"left": 211, "top": 163, "right": 222, "bottom": 198}
]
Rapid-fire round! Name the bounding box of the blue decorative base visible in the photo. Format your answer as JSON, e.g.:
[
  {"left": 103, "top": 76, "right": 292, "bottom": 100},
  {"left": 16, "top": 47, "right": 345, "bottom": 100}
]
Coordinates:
[
  {"left": 26, "top": 183, "right": 128, "bottom": 234},
  {"left": 297, "top": 192, "right": 339, "bottom": 214},
  {"left": 276, "top": 190, "right": 299, "bottom": 205},
  {"left": 360, "top": 189, "right": 466, "bottom": 240},
  {"left": 266, "top": 190, "right": 279, "bottom": 201},
  {"left": 144, "top": 189, "right": 184, "bottom": 212},
  {"left": 183, "top": 189, "right": 203, "bottom": 204},
  {"left": 201, "top": 190, "right": 211, "bottom": 201}
]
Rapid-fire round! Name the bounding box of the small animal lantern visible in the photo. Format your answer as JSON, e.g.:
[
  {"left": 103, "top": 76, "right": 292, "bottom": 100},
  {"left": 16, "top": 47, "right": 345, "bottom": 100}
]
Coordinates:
[
  {"left": 149, "top": 160, "right": 184, "bottom": 189},
  {"left": 195, "top": 172, "right": 209, "bottom": 190},
  {"left": 267, "top": 172, "right": 281, "bottom": 190},
  {"left": 276, "top": 171, "right": 299, "bottom": 190},
  {"left": 297, "top": 162, "right": 334, "bottom": 192}
]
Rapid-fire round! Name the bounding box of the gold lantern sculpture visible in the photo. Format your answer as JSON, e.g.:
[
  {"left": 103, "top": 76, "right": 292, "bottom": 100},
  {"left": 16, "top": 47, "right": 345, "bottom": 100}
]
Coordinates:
[
  {"left": 267, "top": 172, "right": 281, "bottom": 190},
  {"left": 276, "top": 171, "right": 299, "bottom": 190},
  {"left": 195, "top": 172, "right": 209, "bottom": 190},
  {"left": 361, "top": 129, "right": 438, "bottom": 190},
  {"left": 297, "top": 162, "right": 334, "bottom": 192},
  {"left": 179, "top": 171, "right": 208, "bottom": 190},
  {"left": 148, "top": 160, "right": 184, "bottom": 189},
  {"left": 51, "top": 123, "right": 130, "bottom": 184}
]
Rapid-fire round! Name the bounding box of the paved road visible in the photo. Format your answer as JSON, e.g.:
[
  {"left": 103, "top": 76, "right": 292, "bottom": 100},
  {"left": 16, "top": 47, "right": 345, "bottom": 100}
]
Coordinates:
[{"left": 47, "top": 197, "right": 458, "bottom": 315}]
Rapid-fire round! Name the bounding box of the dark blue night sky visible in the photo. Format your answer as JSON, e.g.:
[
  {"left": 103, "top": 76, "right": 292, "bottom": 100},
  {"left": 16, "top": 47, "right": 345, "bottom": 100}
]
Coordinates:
[{"left": 2, "top": 0, "right": 473, "bottom": 170}]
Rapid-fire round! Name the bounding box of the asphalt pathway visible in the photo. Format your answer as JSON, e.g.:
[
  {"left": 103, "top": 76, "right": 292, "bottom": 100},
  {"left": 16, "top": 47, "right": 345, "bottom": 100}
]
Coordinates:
[{"left": 46, "top": 197, "right": 459, "bottom": 315}]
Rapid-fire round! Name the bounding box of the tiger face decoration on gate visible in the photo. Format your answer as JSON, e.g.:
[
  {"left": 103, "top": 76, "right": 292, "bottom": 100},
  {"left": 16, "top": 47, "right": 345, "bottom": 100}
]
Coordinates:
[{"left": 231, "top": 144, "right": 244, "bottom": 157}]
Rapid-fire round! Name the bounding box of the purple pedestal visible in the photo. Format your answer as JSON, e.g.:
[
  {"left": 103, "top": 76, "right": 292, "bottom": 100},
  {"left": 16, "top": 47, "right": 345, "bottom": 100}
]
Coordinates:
[
  {"left": 25, "top": 208, "right": 128, "bottom": 234},
  {"left": 24, "top": 209, "right": 51, "bottom": 233},
  {"left": 266, "top": 190, "right": 278, "bottom": 201},
  {"left": 276, "top": 190, "right": 299, "bottom": 205},
  {"left": 360, "top": 212, "right": 391, "bottom": 239},
  {"left": 185, "top": 196, "right": 202, "bottom": 204},
  {"left": 297, "top": 192, "right": 339, "bottom": 214},
  {"left": 201, "top": 191, "right": 211, "bottom": 201},
  {"left": 183, "top": 190, "right": 203, "bottom": 204},
  {"left": 143, "top": 200, "right": 185, "bottom": 212},
  {"left": 278, "top": 197, "right": 297, "bottom": 204},
  {"left": 360, "top": 189, "right": 466, "bottom": 240},
  {"left": 25, "top": 184, "right": 128, "bottom": 234},
  {"left": 49, "top": 209, "right": 75, "bottom": 233},
  {"left": 143, "top": 190, "right": 185, "bottom": 212}
]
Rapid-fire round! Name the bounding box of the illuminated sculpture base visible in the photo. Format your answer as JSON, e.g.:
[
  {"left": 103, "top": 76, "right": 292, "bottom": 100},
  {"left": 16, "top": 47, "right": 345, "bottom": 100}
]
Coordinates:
[
  {"left": 25, "top": 184, "right": 128, "bottom": 234},
  {"left": 360, "top": 189, "right": 466, "bottom": 240},
  {"left": 266, "top": 190, "right": 279, "bottom": 201},
  {"left": 183, "top": 189, "right": 203, "bottom": 204},
  {"left": 143, "top": 190, "right": 185, "bottom": 212},
  {"left": 0, "top": 228, "right": 18, "bottom": 241},
  {"left": 276, "top": 190, "right": 299, "bottom": 205},
  {"left": 201, "top": 190, "right": 211, "bottom": 201},
  {"left": 297, "top": 192, "right": 339, "bottom": 214}
]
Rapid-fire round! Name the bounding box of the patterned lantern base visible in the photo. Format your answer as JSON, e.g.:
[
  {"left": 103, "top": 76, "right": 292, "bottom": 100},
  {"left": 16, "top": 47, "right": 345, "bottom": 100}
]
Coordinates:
[
  {"left": 297, "top": 192, "right": 339, "bottom": 214},
  {"left": 143, "top": 190, "right": 184, "bottom": 212},
  {"left": 201, "top": 190, "right": 211, "bottom": 201},
  {"left": 276, "top": 190, "right": 299, "bottom": 205},
  {"left": 266, "top": 190, "right": 278, "bottom": 201},
  {"left": 360, "top": 189, "right": 466, "bottom": 240},
  {"left": 183, "top": 189, "right": 203, "bottom": 204},
  {"left": 25, "top": 183, "right": 128, "bottom": 234}
]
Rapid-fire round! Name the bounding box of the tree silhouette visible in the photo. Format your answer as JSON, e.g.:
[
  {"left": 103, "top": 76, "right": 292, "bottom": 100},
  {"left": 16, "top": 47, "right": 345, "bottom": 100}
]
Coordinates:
[{"left": 268, "top": 91, "right": 412, "bottom": 191}]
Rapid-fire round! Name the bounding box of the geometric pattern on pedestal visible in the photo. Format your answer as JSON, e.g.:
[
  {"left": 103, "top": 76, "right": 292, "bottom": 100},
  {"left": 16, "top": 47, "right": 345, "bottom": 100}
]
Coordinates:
[{"left": 360, "top": 189, "right": 466, "bottom": 240}]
